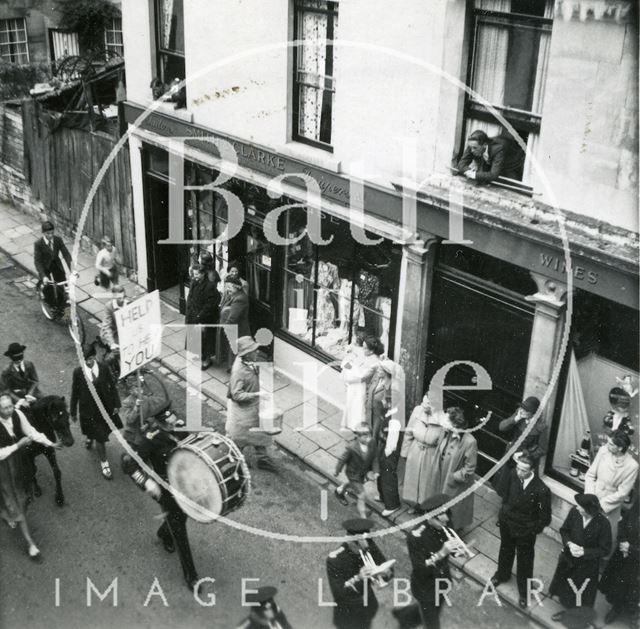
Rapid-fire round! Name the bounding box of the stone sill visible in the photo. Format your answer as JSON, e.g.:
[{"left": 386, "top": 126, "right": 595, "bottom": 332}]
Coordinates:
[
  {"left": 278, "top": 141, "right": 341, "bottom": 173},
  {"left": 398, "top": 172, "right": 639, "bottom": 271}
]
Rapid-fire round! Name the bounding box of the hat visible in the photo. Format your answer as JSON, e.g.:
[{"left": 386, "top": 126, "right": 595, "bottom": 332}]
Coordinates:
[
  {"left": 199, "top": 251, "right": 214, "bottom": 268},
  {"left": 82, "top": 344, "right": 96, "bottom": 360},
  {"left": 41, "top": 220, "right": 54, "bottom": 232},
  {"left": 574, "top": 493, "right": 601, "bottom": 516},
  {"left": 236, "top": 336, "right": 259, "bottom": 357},
  {"left": 245, "top": 586, "right": 278, "bottom": 606},
  {"left": 342, "top": 518, "right": 374, "bottom": 534},
  {"left": 225, "top": 276, "right": 242, "bottom": 287},
  {"left": 558, "top": 606, "right": 596, "bottom": 629},
  {"left": 4, "top": 343, "right": 26, "bottom": 358},
  {"left": 519, "top": 396, "right": 540, "bottom": 414},
  {"left": 379, "top": 359, "right": 396, "bottom": 376},
  {"left": 418, "top": 493, "right": 451, "bottom": 514}
]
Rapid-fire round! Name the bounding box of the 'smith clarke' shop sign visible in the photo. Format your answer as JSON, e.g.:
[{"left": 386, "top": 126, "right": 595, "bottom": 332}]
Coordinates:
[{"left": 122, "top": 103, "right": 638, "bottom": 310}]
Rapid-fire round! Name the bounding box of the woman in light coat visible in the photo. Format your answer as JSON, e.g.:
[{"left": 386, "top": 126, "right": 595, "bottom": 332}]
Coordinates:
[
  {"left": 438, "top": 407, "right": 478, "bottom": 530},
  {"left": 584, "top": 429, "right": 639, "bottom": 544},
  {"left": 400, "top": 394, "right": 445, "bottom": 513}
]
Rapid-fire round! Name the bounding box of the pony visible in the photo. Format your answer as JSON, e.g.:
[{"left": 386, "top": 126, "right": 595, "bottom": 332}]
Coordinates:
[{"left": 26, "top": 395, "right": 74, "bottom": 506}]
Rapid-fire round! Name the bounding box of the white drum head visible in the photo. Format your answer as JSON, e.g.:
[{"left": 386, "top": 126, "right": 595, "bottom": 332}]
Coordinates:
[{"left": 167, "top": 448, "right": 223, "bottom": 522}]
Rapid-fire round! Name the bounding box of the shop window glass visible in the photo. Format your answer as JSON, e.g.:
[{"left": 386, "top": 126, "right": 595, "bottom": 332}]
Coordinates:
[
  {"left": 293, "top": 0, "right": 338, "bottom": 149},
  {"left": 281, "top": 209, "right": 398, "bottom": 361},
  {"left": 549, "top": 292, "right": 639, "bottom": 487},
  {"left": 463, "top": 0, "right": 554, "bottom": 184}
]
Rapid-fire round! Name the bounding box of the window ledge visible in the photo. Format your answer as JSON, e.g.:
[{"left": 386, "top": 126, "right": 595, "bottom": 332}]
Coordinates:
[
  {"left": 143, "top": 98, "right": 193, "bottom": 123},
  {"left": 279, "top": 141, "right": 341, "bottom": 173}
]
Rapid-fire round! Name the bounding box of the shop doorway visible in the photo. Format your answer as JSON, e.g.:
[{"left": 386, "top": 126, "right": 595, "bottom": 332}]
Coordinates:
[
  {"left": 423, "top": 254, "right": 535, "bottom": 476},
  {"left": 142, "top": 147, "right": 184, "bottom": 306}
]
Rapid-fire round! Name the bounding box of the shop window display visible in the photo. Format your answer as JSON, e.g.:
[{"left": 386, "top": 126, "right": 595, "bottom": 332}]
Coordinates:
[
  {"left": 281, "top": 210, "right": 399, "bottom": 361},
  {"left": 549, "top": 291, "right": 639, "bottom": 487}
]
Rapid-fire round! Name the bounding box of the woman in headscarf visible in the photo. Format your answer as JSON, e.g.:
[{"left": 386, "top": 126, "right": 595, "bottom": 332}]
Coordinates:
[
  {"left": 400, "top": 394, "right": 446, "bottom": 514},
  {"left": 438, "top": 407, "right": 478, "bottom": 531},
  {"left": 549, "top": 493, "right": 612, "bottom": 621}
]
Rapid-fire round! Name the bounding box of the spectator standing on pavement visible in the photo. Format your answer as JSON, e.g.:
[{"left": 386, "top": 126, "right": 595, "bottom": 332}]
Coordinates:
[
  {"left": 584, "top": 430, "right": 639, "bottom": 545},
  {"left": 437, "top": 407, "right": 478, "bottom": 532},
  {"left": 226, "top": 336, "right": 277, "bottom": 472},
  {"left": 549, "top": 494, "right": 612, "bottom": 621},
  {"left": 184, "top": 264, "right": 220, "bottom": 370},
  {"left": 1, "top": 343, "right": 41, "bottom": 410},
  {"left": 598, "top": 494, "right": 640, "bottom": 626},
  {"left": 94, "top": 236, "right": 120, "bottom": 289},
  {"left": 100, "top": 285, "right": 128, "bottom": 350},
  {"left": 493, "top": 395, "right": 547, "bottom": 496},
  {"left": 198, "top": 253, "right": 222, "bottom": 369},
  {"left": 334, "top": 423, "right": 376, "bottom": 518},
  {"left": 225, "top": 262, "right": 249, "bottom": 295},
  {"left": 371, "top": 359, "right": 402, "bottom": 517},
  {"left": 219, "top": 276, "right": 251, "bottom": 370},
  {"left": 0, "top": 393, "right": 58, "bottom": 562},
  {"left": 33, "top": 221, "right": 72, "bottom": 312},
  {"left": 70, "top": 344, "right": 122, "bottom": 480},
  {"left": 400, "top": 394, "right": 446, "bottom": 514},
  {"left": 491, "top": 453, "right": 552, "bottom": 610},
  {"left": 362, "top": 336, "right": 385, "bottom": 428}
]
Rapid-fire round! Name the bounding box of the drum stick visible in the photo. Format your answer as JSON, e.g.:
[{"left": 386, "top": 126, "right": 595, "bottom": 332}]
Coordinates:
[{"left": 137, "top": 369, "right": 145, "bottom": 429}]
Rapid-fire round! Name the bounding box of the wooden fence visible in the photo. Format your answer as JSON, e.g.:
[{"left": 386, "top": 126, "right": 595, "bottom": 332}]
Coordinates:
[
  {"left": 21, "top": 100, "right": 136, "bottom": 270},
  {"left": 0, "top": 104, "right": 24, "bottom": 175}
]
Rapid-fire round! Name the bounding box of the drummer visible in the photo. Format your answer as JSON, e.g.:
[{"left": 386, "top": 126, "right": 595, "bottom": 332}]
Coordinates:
[
  {"left": 120, "top": 385, "right": 200, "bottom": 591},
  {"left": 235, "top": 586, "right": 293, "bottom": 629}
]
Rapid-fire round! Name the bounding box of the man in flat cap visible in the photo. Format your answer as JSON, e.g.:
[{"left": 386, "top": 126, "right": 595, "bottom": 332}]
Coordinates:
[
  {"left": 326, "top": 518, "right": 393, "bottom": 629},
  {"left": 1, "top": 343, "right": 41, "bottom": 410},
  {"left": 393, "top": 493, "right": 465, "bottom": 629},
  {"left": 236, "top": 586, "right": 293, "bottom": 629},
  {"left": 34, "top": 221, "right": 72, "bottom": 313}
]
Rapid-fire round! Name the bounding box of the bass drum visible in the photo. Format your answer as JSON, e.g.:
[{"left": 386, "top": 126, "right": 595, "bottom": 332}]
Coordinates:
[{"left": 166, "top": 432, "right": 250, "bottom": 522}]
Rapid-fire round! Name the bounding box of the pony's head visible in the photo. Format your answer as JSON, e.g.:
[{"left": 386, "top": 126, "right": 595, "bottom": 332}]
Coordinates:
[{"left": 47, "top": 396, "right": 74, "bottom": 447}]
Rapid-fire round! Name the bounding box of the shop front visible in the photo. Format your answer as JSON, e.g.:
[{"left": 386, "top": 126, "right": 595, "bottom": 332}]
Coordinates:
[{"left": 128, "top": 117, "right": 404, "bottom": 394}]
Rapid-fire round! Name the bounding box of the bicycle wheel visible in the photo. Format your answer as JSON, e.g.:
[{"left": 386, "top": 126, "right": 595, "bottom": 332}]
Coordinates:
[
  {"left": 138, "top": 371, "right": 169, "bottom": 404},
  {"left": 40, "top": 292, "right": 56, "bottom": 321},
  {"left": 65, "top": 307, "right": 85, "bottom": 345}
]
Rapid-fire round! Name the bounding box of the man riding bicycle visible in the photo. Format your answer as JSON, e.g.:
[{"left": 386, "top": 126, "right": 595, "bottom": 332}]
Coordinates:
[{"left": 33, "top": 221, "right": 73, "bottom": 312}]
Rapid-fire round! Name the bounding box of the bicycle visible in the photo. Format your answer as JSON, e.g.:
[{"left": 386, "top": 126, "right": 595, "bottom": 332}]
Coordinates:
[
  {"left": 38, "top": 279, "right": 86, "bottom": 345},
  {"left": 93, "top": 335, "right": 168, "bottom": 401}
]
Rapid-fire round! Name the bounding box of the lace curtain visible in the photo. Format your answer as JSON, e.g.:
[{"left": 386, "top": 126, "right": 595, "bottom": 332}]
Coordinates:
[
  {"left": 160, "top": 0, "right": 184, "bottom": 53},
  {"left": 297, "top": 2, "right": 337, "bottom": 142}
]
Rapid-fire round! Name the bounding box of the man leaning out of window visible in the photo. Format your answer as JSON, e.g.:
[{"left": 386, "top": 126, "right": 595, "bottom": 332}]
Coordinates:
[{"left": 456, "top": 130, "right": 525, "bottom": 184}]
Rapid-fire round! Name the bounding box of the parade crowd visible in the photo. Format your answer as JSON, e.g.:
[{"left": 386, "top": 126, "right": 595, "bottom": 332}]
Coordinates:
[{"left": 0, "top": 222, "right": 638, "bottom": 629}]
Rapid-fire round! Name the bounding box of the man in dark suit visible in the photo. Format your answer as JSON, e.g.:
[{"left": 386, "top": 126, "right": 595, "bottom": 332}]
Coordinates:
[
  {"left": 1, "top": 343, "right": 41, "bottom": 409},
  {"left": 184, "top": 264, "right": 220, "bottom": 370},
  {"left": 457, "top": 130, "right": 525, "bottom": 184},
  {"left": 491, "top": 453, "right": 552, "bottom": 609},
  {"left": 33, "top": 221, "right": 72, "bottom": 311},
  {"left": 70, "top": 345, "right": 121, "bottom": 480}
]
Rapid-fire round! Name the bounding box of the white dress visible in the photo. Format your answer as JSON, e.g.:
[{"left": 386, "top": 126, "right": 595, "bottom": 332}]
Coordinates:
[{"left": 340, "top": 349, "right": 378, "bottom": 431}]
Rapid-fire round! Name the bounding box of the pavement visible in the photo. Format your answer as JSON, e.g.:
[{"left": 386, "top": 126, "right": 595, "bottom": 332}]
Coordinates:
[{"left": 0, "top": 198, "right": 634, "bottom": 629}]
